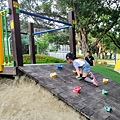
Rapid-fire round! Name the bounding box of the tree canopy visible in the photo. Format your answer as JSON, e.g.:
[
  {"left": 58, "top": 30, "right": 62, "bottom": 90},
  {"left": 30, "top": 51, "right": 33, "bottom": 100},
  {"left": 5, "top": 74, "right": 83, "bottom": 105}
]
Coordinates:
[{"left": 0, "top": 0, "right": 119, "bottom": 55}]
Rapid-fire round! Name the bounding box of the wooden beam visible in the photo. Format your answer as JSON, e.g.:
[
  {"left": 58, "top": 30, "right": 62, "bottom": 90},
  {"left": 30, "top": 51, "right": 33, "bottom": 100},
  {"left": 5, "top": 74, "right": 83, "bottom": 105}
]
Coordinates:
[
  {"left": 8, "top": 0, "right": 23, "bottom": 67},
  {"left": 68, "top": 11, "right": 76, "bottom": 57},
  {"left": 0, "top": 66, "right": 17, "bottom": 75},
  {"left": 28, "top": 22, "right": 36, "bottom": 64}
]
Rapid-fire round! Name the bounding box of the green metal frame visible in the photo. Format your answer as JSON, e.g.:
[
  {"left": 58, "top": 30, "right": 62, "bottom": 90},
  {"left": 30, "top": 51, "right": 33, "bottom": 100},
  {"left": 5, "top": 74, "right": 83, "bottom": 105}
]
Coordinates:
[
  {"left": 4, "top": 12, "right": 10, "bottom": 65},
  {"left": 1, "top": 10, "right": 14, "bottom": 66},
  {"left": 2, "top": 13, "right": 6, "bottom": 65}
]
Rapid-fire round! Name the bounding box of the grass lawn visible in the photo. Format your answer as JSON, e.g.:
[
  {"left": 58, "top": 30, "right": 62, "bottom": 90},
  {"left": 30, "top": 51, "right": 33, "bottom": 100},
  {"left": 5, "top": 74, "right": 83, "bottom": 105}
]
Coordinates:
[{"left": 91, "top": 65, "right": 120, "bottom": 83}]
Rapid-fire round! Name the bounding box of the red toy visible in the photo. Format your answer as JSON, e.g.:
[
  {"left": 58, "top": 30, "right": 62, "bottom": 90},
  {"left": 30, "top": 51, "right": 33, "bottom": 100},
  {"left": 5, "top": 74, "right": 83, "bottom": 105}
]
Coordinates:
[{"left": 73, "top": 86, "right": 81, "bottom": 93}]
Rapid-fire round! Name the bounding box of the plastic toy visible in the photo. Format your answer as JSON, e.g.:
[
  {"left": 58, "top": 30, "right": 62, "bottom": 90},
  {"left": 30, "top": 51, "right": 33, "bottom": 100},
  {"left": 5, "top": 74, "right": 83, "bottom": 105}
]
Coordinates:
[
  {"left": 50, "top": 72, "right": 57, "bottom": 78},
  {"left": 56, "top": 64, "right": 63, "bottom": 69},
  {"left": 77, "top": 77, "right": 83, "bottom": 81},
  {"left": 104, "top": 105, "right": 112, "bottom": 112},
  {"left": 103, "top": 78, "right": 109, "bottom": 83},
  {"left": 114, "top": 60, "right": 120, "bottom": 73},
  {"left": 102, "top": 89, "right": 108, "bottom": 95},
  {"left": 73, "top": 86, "right": 81, "bottom": 93}
]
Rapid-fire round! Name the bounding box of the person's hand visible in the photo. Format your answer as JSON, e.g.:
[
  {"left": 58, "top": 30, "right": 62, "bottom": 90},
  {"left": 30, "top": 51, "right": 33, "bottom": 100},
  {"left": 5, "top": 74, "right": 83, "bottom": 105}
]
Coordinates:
[
  {"left": 76, "top": 76, "right": 80, "bottom": 78},
  {"left": 72, "top": 70, "right": 77, "bottom": 73}
]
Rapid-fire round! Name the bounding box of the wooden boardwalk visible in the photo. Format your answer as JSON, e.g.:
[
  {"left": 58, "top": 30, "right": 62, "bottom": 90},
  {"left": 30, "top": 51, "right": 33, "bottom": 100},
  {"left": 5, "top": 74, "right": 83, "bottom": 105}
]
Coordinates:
[{"left": 19, "top": 64, "right": 120, "bottom": 120}]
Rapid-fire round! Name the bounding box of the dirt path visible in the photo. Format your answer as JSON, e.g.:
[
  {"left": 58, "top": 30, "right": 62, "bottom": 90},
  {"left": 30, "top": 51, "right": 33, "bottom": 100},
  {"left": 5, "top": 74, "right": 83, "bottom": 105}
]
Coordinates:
[{"left": 0, "top": 76, "right": 87, "bottom": 120}]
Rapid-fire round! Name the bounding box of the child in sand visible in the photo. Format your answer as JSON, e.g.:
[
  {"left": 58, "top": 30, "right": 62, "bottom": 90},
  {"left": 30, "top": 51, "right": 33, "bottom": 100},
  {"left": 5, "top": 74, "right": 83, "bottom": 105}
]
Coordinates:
[{"left": 66, "top": 52, "right": 98, "bottom": 86}]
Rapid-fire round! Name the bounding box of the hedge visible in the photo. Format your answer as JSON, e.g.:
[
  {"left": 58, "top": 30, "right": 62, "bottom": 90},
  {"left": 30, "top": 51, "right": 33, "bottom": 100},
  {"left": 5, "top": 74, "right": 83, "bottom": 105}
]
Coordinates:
[{"left": 7, "top": 54, "right": 66, "bottom": 64}]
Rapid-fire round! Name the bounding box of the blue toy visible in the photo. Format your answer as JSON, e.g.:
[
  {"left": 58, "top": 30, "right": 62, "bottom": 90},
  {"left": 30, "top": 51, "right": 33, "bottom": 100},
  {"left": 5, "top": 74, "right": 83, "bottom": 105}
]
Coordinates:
[{"left": 56, "top": 64, "right": 63, "bottom": 69}]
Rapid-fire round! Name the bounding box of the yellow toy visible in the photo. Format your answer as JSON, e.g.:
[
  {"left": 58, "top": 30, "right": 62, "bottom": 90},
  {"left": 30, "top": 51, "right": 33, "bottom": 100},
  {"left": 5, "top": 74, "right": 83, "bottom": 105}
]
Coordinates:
[
  {"left": 103, "top": 78, "right": 109, "bottom": 83},
  {"left": 114, "top": 60, "right": 120, "bottom": 73},
  {"left": 50, "top": 72, "right": 57, "bottom": 78}
]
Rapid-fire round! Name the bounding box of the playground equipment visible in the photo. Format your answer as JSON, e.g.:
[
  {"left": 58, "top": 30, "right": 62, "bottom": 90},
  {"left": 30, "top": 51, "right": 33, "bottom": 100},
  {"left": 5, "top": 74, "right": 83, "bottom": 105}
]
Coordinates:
[
  {"left": 33, "top": 26, "right": 70, "bottom": 35},
  {"left": 20, "top": 9, "right": 76, "bottom": 63},
  {"left": 20, "top": 9, "right": 72, "bottom": 26},
  {"left": 104, "top": 105, "right": 112, "bottom": 112},
  {"left": 0, "top": 9, "right": 14, "bottom": 72},
  {"left": 0, "top": 0, "right": 75, "bottom": 75},
  {"left": 0, "top": 13, "right": 4, "bottom": 71},
  {"left": 103, "top": 78, "right": 109, "bottom": 83},
  {"left": 50, "top": 72, "right": 57, "bottom": 78},
  {"left": 56, "top": 64, "right": 63, "bottom": 69},
  {"left": 114, "top": 60, "right": 120, "bottom": 73},
  {"left": 73, "top": 86, "right": 81, "bottom": 93},
  {"left": 102, "top": 89, "right": 108, "bottom": 95}
]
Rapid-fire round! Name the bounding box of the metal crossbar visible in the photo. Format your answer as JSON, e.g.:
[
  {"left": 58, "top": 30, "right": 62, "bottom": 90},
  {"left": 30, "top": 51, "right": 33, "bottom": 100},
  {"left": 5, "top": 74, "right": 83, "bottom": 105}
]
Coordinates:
[
  {"left": 33, "top": 26, "right": 69, "bottom": 35},
  {"left": 20, "top": 9, "right": 72, "bottom": 26}
]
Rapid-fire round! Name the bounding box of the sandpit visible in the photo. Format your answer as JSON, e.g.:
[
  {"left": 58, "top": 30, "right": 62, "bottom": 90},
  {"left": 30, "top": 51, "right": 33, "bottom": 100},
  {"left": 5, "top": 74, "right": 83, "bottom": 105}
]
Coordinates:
[{"left": 0, "top": 76, "right": 87, "bottom": 120}]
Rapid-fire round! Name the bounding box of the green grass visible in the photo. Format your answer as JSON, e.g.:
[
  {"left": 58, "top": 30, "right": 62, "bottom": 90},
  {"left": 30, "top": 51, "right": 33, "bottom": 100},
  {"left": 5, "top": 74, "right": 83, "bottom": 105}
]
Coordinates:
[{"left": 91, "top": 65, "right": 120, "bottom": 83}]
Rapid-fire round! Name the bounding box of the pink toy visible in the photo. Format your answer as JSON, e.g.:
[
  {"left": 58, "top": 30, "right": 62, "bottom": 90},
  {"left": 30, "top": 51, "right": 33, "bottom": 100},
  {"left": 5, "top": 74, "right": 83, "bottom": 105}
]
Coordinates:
[{"left": 73, "top": 86, "right": 81, "bottom": 93}]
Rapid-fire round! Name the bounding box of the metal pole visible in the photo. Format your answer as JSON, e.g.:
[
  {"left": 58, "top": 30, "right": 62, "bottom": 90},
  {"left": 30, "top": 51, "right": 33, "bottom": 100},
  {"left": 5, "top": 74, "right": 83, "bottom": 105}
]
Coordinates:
[
  {"left": 8, "top": 34, "right": 11, "bottom": 56},
  {"left": 0, "top": 13, "right": 4, "bottom": 71},
  {"left": 20, "top": 9, "right": 72, "bottom": 26},
  {"left": 4, "top": 12, "right": 10, "bottom": 65},
  {"left": 33, "top": 26, "right": 69, "bottom": 35},
  {"left": 2, "top": 14, "right": 6, "bottom": 64}
]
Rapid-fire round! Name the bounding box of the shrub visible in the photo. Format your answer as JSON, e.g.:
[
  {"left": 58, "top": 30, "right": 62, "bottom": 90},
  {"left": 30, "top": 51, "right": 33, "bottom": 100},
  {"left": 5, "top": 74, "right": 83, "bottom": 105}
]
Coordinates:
[
  {"left": 23, "top": 54, "right": 65, "bottom": 64},
  {"left": 97, "top": 61, "right": 107, "bottom": 65},
  {"left": 76, "top": 55, "right": 84, "bottom": 59},
  {"left": 37, "top": 54, "right": 65, "bottom": 63}
]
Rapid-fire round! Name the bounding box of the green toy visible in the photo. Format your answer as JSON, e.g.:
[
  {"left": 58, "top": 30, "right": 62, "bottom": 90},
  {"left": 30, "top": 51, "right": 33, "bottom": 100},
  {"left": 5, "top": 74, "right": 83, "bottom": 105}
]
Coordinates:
[
  {"left": 77, "top": 77, "right": 83, "bottom": 81},
  {"left": 102, "top": 89, "right": 108, "bottom": 95},
  {"left": 104, "top": 105, "right": 112, "bottom": 112}
]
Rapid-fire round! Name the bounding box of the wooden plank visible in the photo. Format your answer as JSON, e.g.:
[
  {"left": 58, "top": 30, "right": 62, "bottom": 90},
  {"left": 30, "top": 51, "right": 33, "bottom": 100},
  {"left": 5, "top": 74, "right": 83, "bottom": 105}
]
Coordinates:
[
  {"left": 106, "top": 116, "right": 118, "bottom": 120},
  {"left": 0, "top": 66, "right": 17, "bottom": 75},
  {"left": 90, "top": 111, "right": 109, "bottom": 120}
]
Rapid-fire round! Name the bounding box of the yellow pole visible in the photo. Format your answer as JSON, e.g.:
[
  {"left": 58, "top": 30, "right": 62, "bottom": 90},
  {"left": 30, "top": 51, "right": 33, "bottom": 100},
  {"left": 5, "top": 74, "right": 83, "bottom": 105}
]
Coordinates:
[{"left": 0, "top": 13, "right": 4, "bottom": 71}]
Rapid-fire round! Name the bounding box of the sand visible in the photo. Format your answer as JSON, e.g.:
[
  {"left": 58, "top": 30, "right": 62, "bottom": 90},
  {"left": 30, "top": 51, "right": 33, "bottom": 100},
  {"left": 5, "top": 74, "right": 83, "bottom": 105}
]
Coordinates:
[{"left": 0, "top": 76, "right": 87, "bottom": 120}]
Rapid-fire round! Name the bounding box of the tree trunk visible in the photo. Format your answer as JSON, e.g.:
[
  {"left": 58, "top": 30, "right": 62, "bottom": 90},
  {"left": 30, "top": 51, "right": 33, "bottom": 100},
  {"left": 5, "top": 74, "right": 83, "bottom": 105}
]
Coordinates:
[
  {"left": 105, "top": 52, "right": 107, "bottom": 59},
  {"left": 96, "top": 42, "right": 102, "bottom": 59},
  {"left": 78, "top": 28, "right": 89, "bottom": 55},
  {"left": 98, "top": 46, "right": 102, "bottom": 59}
]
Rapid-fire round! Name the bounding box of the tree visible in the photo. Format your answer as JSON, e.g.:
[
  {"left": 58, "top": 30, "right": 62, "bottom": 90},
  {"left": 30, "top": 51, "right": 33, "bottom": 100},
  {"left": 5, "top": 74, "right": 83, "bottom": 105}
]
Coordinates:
[
  {"left": 19, "top": 0, "right": 120, "bottom": 54},
  {"left": 21, "top": 34, "right": 29, "bottom": 54},
  {"left": 95, "top": 33, "right": 120, "bottom": 59},
  {"left": 19, "top": 0, "right": 67, "bottom": 31},
  {"left": 35, "top": 35, "right": 49, "bottom": 54},
  {"left": 0, "top": 0, "right": 7, "bottom": 10},
  {"left": 35, "top": 31, "right": 69, "bottom": 53},
  {"left": 56, "top": 0, "right": 120, "bottom": 54}
]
